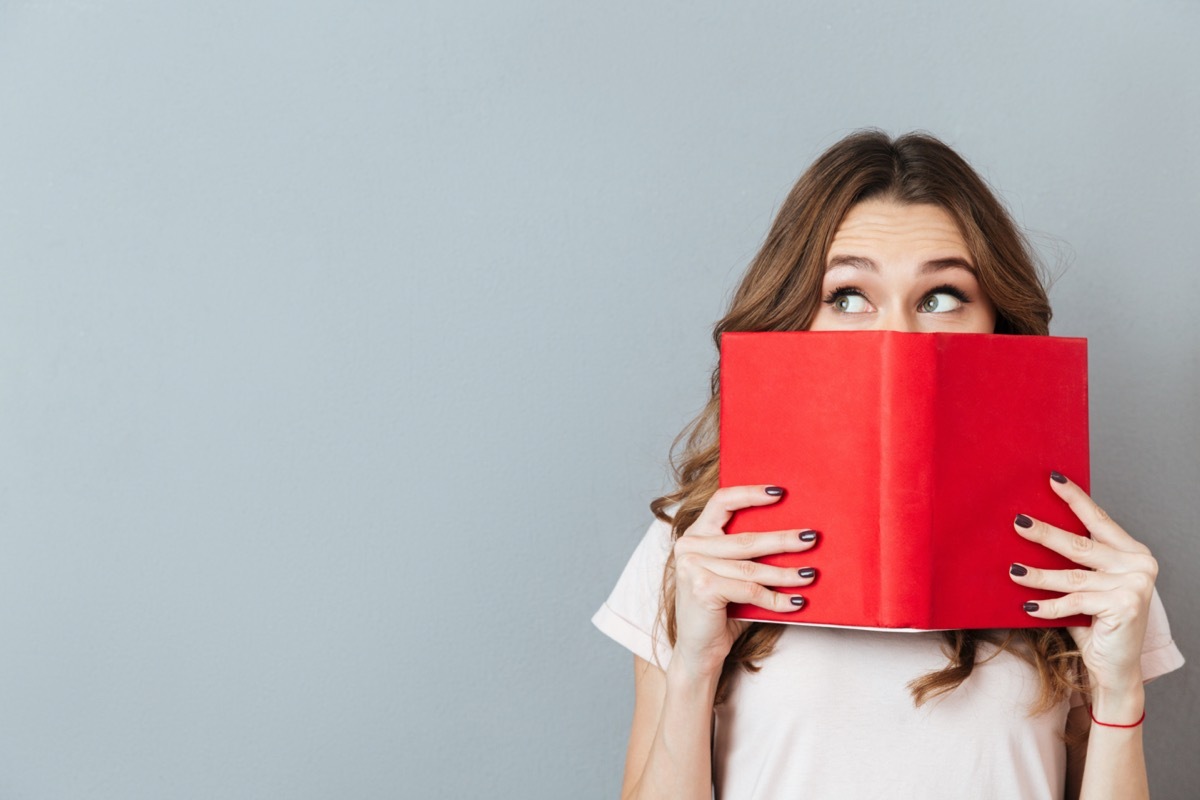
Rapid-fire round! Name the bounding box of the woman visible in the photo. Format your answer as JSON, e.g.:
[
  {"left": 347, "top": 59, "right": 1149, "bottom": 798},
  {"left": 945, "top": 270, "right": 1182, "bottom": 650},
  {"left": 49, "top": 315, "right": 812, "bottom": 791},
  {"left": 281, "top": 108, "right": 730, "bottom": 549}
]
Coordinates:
[{"left": 592, "top": 130, "right": 1185, "bottom": 799}]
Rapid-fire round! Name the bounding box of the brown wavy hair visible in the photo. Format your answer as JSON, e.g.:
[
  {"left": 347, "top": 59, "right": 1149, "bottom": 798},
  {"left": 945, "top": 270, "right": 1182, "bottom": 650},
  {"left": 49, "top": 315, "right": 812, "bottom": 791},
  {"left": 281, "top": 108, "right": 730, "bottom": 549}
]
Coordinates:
[{"left": 649, "top": 129, "right": 1085, "bottom": 718}]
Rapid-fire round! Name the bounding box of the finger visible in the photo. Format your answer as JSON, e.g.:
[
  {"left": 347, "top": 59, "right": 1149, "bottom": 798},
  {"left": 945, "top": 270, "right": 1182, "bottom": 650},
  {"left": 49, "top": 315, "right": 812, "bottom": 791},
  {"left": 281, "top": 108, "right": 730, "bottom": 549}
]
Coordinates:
[
  {"left": 688, "top": 572, "right": 808, "bottom": 614},
  {"left": 1048, "top": 471, "right": 1150, "bottom": 554},
  {"left": 1008, "top": 562, "right": 1124, "bottom": 594},
  {"left": 1020, "top": 589, "right": 1145, "bottom": 624},
  {"left": 691, "top": 554, "right": 818, "bottom": 589},
  {"left": 674, "top": 527, "right": 819, "bottom": 560},
  {"left": 1012, "top": 514, "right": 1120, "bottom": 571},
  {"left": 689, "top": 485, "right": 787, "bottom": 537},
  {"left": 1014, "top": 514, "right": 1158, "bottom": 576}
]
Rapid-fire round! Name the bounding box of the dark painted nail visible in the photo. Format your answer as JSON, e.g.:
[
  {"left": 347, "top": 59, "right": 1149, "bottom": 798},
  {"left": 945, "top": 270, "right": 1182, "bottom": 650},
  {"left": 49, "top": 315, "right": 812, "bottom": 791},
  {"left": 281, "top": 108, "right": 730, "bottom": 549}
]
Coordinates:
[
  {"left": 1010, "top": 563, "right": 1028, "bottom": 577},
  {"left": 765, "top": 485, "right": 785, "bottom": 496},
  {"left": 1050, "top": 471, "right": 1067, "bottom": 484},
  {"left": 799, "top": 530, "right": 818, "bottom": 543},
  {"left": 1023, "top": 601, "right": 1039, "bottom": 612},
  {"left": 790, "top": 595, "right": 806, "bottom": 608},
  {"left": 1015, "top": 514, "right": 1033, "bottom": 528},
  {"left": 798, "top": 567, "right": 817, "bottom": 579}
]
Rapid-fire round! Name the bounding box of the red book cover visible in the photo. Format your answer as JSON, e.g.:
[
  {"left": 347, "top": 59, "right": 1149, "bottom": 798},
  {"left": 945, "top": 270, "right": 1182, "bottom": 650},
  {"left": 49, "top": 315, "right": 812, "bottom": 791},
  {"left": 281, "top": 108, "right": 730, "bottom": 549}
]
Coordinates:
[{"left": 719, "top": 330, "right": 1091, "bottom": 630}]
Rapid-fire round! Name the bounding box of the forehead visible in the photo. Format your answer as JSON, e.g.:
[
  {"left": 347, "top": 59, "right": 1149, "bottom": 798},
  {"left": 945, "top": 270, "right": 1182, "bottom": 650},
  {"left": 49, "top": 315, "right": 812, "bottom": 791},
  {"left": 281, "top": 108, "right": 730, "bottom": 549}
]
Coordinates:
[{"left": 828, "top": 199, "right": 969, "bottom": 259}]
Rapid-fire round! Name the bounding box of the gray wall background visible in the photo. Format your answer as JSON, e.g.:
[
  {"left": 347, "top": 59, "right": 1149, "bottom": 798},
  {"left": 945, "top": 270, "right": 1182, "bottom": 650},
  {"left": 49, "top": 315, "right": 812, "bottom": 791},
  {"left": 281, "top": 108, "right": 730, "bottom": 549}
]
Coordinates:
[{"left": 1, "top": 2, "right": 1196, "bottom": 798}]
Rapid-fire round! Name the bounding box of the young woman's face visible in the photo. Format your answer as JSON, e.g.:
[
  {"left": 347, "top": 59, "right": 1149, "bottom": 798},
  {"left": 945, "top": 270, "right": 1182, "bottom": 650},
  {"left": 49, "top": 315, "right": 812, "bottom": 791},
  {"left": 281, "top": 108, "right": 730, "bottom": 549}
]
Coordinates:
[{"left": 808, "top": 198, "right": 998, "bottom": 333}]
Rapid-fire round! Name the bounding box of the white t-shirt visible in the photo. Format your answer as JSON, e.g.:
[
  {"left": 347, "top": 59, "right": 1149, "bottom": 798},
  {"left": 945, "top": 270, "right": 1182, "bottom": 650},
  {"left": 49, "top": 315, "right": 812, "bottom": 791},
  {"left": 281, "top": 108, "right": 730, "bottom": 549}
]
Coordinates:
[{"left": 592, "top": 516, "right": 1186, "bottom": 800}]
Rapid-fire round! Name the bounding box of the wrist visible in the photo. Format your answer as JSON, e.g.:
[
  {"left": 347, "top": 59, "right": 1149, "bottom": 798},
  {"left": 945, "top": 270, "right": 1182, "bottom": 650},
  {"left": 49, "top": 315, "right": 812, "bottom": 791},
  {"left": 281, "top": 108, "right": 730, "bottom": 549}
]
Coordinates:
[
  {"left": 666, "top": 655, "right": 723, "bottom": 698},
  {"left": 1090, "top": 682, "right": 1146, "bottom": 728}
]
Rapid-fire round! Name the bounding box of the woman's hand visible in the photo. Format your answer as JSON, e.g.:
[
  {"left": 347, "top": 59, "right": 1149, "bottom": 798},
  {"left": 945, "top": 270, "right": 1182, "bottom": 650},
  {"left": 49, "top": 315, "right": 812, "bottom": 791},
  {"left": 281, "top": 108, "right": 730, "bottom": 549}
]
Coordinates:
[
  {"left": 670, "top": 485, "right": 819, "bottom": 680},
  {"left": 1008, "top": 471, "right": 1158, "bottom": 703}
]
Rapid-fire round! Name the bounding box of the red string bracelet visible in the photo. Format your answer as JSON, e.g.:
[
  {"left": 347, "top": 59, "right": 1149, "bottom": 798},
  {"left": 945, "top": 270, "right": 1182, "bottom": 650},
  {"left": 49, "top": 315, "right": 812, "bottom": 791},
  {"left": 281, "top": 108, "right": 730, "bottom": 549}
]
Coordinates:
[{"left": 1088, "top": 705, "right": 1146, "bottom": 728}]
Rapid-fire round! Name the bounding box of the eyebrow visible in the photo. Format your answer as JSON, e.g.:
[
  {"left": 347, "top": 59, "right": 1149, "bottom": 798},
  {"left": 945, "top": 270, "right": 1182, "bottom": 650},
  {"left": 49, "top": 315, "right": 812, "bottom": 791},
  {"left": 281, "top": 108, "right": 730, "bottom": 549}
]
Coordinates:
[{"left": 825, "top": 255, "right": 977, "bottom": 275}]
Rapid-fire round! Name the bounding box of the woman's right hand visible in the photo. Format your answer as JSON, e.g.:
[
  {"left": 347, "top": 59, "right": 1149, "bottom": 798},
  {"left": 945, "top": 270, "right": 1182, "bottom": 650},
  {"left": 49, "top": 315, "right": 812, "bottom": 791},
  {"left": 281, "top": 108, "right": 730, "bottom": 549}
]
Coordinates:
[{"left": 670, "top": 485, "right": 820, "bottom": 680}]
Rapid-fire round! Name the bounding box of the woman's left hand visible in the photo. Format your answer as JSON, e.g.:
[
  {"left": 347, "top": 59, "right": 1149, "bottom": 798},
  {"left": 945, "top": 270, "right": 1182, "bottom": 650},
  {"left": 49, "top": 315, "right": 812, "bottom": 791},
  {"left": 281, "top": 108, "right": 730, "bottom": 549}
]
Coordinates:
[{"left": 1008, "top": 471, "right": 1158, "bottom": 697}]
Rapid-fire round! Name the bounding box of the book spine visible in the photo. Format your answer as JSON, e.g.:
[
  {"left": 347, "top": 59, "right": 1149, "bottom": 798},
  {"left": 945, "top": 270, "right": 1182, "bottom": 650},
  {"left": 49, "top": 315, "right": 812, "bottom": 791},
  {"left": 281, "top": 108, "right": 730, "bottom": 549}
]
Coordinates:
[{"left": 878, "top": 333, "right": 937, "bottom": 628}]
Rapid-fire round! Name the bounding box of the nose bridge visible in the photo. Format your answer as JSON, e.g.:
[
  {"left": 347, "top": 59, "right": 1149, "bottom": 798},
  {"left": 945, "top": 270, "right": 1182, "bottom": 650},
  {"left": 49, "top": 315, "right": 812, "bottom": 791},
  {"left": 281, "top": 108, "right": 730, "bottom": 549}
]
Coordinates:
[{"left": 873, "top": 308, "right": 919, "bottom": 333}]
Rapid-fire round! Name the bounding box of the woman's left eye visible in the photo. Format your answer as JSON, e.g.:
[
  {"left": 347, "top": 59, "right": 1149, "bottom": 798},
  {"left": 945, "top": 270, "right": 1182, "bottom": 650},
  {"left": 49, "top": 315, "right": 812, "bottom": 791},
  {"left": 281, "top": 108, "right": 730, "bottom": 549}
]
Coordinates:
[{"left": 920, "top": 292, "right": 965, "bottom": 313}]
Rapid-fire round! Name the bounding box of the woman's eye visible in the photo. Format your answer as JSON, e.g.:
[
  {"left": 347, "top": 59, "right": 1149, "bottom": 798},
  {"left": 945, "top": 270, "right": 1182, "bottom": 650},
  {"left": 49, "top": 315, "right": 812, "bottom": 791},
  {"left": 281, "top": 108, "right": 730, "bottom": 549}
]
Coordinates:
[
  {"left": 920, "top": 292, "right": 964, "bottom": 313},
  {"left": 833, "top": 293, "right": 870, "bottom": 313}
]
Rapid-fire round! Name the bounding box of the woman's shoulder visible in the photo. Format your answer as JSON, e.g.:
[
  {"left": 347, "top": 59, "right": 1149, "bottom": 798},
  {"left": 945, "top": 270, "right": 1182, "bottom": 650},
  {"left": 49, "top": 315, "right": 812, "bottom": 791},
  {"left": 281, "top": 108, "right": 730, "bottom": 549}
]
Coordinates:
[
  {"left": 590, "top": 509, "right": 679, "bottom": 668},
  {"left": 612, "top": 509, "right": 678, "bottom": 593}
]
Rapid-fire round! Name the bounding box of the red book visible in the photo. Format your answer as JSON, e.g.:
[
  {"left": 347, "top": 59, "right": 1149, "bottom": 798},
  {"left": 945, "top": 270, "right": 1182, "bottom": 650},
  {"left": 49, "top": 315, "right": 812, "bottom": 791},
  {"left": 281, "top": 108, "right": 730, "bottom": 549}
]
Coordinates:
[{"left": 719, "top": 330, "right": 1091, "bottom": 630}]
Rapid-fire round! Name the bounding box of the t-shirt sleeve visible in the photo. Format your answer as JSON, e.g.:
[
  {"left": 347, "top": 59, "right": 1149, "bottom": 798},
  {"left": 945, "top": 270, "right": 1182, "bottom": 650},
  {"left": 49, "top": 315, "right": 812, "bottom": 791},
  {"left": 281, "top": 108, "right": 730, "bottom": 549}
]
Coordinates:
[
  {"left": 1138, "top": 585, "right": 1185, "bottom": 681},
  {"left": 591, "top": 516, "right": 675, "bottom": 670},
  {"left": 1067, "top": 585, "right": 1185, "bottom": 707}
]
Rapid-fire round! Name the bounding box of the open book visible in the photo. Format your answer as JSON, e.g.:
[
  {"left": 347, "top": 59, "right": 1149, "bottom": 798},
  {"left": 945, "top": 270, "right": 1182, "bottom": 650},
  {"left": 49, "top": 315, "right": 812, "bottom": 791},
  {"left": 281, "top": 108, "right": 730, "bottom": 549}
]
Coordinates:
[{"left": 719, "top": 330, "right": 1092, "bottom": 631}]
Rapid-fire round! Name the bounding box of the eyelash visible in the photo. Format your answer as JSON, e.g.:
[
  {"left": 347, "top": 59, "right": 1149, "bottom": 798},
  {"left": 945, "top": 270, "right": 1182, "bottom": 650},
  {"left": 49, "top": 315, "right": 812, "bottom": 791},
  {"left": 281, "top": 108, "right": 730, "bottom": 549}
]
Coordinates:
[{"left": 821, "top": 283, "right": 972, "bottom": 310}]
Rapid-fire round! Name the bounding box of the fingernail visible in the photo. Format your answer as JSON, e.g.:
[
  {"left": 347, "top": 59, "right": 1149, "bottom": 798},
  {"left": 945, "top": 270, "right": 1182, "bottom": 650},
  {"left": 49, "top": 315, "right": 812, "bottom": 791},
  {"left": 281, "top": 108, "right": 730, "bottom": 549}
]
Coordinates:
[
  {"left": 765, "top": 485, "right": 785, "bottom": 496},
  {"left": 790, "top": 595, "right": 806, "bottom": 607},
  {"left": 1050, "top": 471, "right": 1067, "bottom": 484},
  {"left": 799, "top": 530, "right": 818, "bottom": 543},
  {"left": 1014, "top": 514, "right": 1033, "bottom": 528},
  {"left": 1009, "top": 563, "right": 1028, "bottom": 576},
  {"left": 798, "top": 567, "right": 817, "bottom": 579},
  {"left": 1023, "top": 601, "right": 1039, "bottom": 612}
]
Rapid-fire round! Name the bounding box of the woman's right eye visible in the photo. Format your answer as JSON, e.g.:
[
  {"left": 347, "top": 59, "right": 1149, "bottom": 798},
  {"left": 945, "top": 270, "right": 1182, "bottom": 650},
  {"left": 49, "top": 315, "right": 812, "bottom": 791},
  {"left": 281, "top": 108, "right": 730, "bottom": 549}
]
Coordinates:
[{"left": 824, "top": 289, "right": 871, "bottom": 313}]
